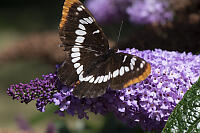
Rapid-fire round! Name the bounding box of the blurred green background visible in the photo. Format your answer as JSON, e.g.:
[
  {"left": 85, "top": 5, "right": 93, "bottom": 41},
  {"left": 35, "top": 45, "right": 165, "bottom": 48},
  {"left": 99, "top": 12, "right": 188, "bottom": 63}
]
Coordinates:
[{"left": 1, "top": 1, "right": 59, "bottom": 132}]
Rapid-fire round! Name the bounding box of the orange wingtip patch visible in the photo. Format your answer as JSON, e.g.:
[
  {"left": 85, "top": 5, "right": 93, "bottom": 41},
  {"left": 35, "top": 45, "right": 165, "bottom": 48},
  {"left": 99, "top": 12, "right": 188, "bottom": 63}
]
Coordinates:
[
  {"left": 59, "top": 0, "right": 79, "bottom": 29},
  {"left": 123, "top": 63, "right": 151, "bottom": 88}
]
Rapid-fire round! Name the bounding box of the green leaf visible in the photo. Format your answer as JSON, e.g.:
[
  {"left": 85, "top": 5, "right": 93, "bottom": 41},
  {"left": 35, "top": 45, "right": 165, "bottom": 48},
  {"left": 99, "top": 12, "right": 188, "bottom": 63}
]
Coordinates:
[{"left": 162, "top": 77, "right": 200, "bottom": 133}]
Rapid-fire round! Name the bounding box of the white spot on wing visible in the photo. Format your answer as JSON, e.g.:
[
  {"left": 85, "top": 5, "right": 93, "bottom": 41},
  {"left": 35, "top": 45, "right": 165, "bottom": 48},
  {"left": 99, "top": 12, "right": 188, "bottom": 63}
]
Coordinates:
[
  {"left": 131, "top": 59, "right": 135, "bottom": 66},
  {"left": 79, "top": 19, "right": 88, "bottom": 24},
  {"left": 120, "top": 66, "right": 125, "bottom": 76},
  {"left": 78, "top": 24, "right": 85, "bottom": 30},
  {"left": 74, "top": 63, "right": 80, "bottom": 68},
  {"left": 123, "top": 55, "right": 127, "bottom": 63},
  {"left": 83, "top": 18, "right": 92, "bottom": 24},
  {"left": 94, "top": 76, "right": 100, "bottom": 84},
  {"left": 89, "top": 77, "right": 95, "bottom": 83},
  {"left": 76, "top": 65, "right": 83, "bottom": 74},
  {"left": 77, "top": 7, "right": 83, "bottom": 11},
  {"left": 103, "top": 75, "right": 108, "bottom": 82},
  {"left": 113, "top": 69, "right": 119, "bottom": 78},
  {"left": 125, "top": 66, "right": 129, "bottom": 72},
  {"left": 84, "top": 75, "right": 93, "bottom": 81},
  {"left": 94, "top": 54, "right": 99, "bottom": 56},
  {"left": 75, "top": 43, "right": 81, "bottom": 45},
  {"left": 140, "top": 63, "right": 144, "bottom": 69},
  {"left": 130, "top": 63, "right": 134, "bottom": 70},
  {"left": 88, "top": 17, "right": 94, "bottom": 22},
  {"left": 75, "top": 30, "right": 86, "bottom": 36},
  {"left": 132, "top": 57, "right": 137, "bottom": 61},
  {"left": 75, "top": 36, "right": 85, "bottom": 43},
  {"left": 79, "top": 72, "right": 84, "bottom": 81},
  {"left": 74, "top": 45, "right": 83, "bottom": 48},
  {"left": 93, "top": 30, "right": 100, "bottom": 34},
  {"left": 98, "top": 76, "right": 104, "bottom": 83},
  {"left": 108, "top": 72, "right": 112, "bottom": 80},
  {"left": 71, "top": 47, "right": 80, "bottom": 52},
  {"left": 71, "top": 57, "right": 80, "bottom": 63},
  {"left": 71, "top": 52, "right": 80, "bottom": 58},
  {"left": 80, "top": 5, "right": 85, "bottom": 9}
]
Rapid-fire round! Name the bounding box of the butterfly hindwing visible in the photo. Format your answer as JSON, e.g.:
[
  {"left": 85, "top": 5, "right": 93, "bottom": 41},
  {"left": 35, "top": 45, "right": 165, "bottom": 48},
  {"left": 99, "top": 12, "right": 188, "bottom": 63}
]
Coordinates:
[
  {"left": 58, "top": 48, "right": 101, "bottom": 86},
  {"left": 72, "top": 59, "right": 111, "bottom": 98},
  {"left": 57, "top": 51, "right": 79, "bottom": 86},
  {"left": 72, "top": 52, "right": 151, "bottom": 98},
  {"left": 109, "top": 53, "right": 151, "bottom": 90},
  {"left": 73, "top": 82, "right": 108, "bottom": 98},
  {"left": 59, "top": 0, "right": 109, "bottom": 53},
  {"left": 58, "top": 49, "right": 110, "bottom": 98},
  {"left": 72, "top": 49, "right": 112, "bottom": 98}
]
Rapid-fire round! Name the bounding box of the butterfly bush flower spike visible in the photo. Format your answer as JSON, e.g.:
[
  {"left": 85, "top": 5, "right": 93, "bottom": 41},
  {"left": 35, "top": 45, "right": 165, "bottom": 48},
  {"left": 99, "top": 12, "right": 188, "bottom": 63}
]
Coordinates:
[
  {"left": 54, "top": 49, "right": 200, "bottom": 132},
  {"left": 7, "top": 74, "right": 58, "bottom": 112},
  {"left": 7, "top": 48, "right": 200, "bottom": 132}
]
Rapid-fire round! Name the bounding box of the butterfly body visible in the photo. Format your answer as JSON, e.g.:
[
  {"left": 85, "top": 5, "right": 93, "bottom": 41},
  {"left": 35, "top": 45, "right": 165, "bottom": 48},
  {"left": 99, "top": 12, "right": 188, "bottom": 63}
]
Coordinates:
[{"left": 58, "top": 0, "right": 151, "bottom": 98}]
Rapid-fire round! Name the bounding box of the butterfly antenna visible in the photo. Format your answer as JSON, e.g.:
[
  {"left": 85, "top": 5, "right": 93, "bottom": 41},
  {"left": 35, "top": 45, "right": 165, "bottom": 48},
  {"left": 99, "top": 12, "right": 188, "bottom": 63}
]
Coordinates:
[{"left": 116, "top": 20, "right": 124, "bottom": 45}]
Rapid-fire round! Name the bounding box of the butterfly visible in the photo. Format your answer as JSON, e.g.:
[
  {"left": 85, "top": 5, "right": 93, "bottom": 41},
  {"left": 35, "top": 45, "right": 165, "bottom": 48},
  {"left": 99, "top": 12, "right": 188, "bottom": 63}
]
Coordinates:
[{"left": 57, "top": 0, "right": 151, "bottom": 98}]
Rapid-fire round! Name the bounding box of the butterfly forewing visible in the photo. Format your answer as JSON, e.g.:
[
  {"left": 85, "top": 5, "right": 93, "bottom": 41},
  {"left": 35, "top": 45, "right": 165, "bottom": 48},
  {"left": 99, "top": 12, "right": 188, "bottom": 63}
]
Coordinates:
[
  {"left": 57, "top": 51, "right": 79, "bottom": 86},
  {"left": 109, "top": 53, "right": 151, "bottom": 90},
  {"left": 59, "top": 0, "right": 109, "bottom": 53}
]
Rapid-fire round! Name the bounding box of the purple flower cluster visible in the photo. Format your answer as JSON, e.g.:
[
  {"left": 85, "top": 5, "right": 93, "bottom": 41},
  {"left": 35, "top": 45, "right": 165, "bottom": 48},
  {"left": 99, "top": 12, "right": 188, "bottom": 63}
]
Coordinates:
[
  {"left": 86, "top": 0, "right": 173, "bottom": 24},
  {"left": 52, "top": 49, "right": 200, "bottom": 132},
  {"left": 127, "top": 0, "right": 173, "bottom": 24},
  {"left": 7, "top": 48, "right": 200, "bottom": 132},
  {"left": 86, "top": 0, "right": 119, "bottom": 23},
  {"left": 7, "top": 73, "right": 58, "bottom": 112}
]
